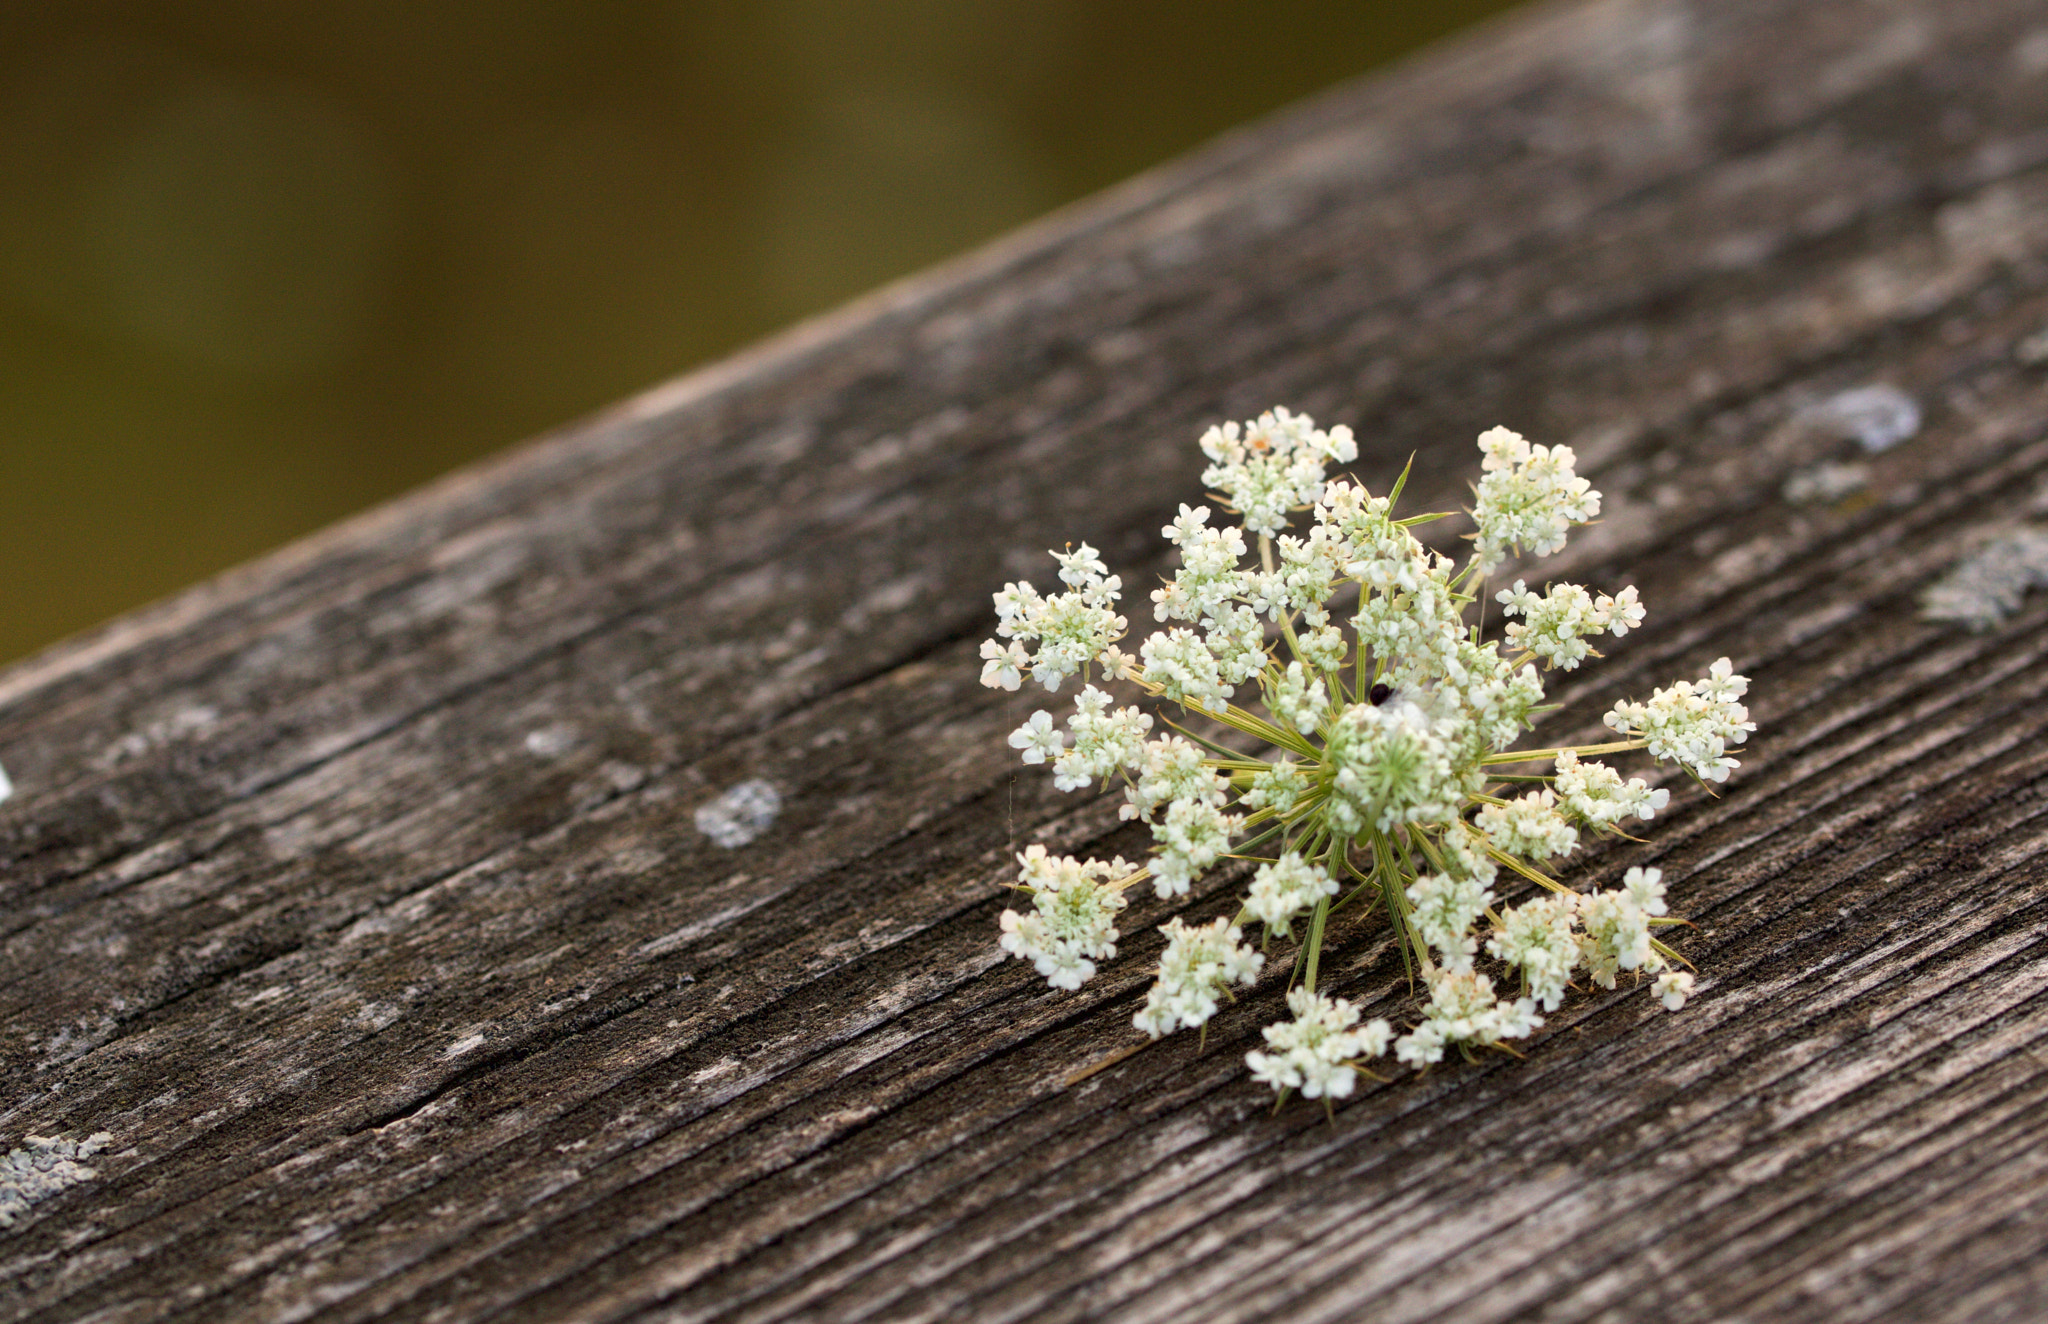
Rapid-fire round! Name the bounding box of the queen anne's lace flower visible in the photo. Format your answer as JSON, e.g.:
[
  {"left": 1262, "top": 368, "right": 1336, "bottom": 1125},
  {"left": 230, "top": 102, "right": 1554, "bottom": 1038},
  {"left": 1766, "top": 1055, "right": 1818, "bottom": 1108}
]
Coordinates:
[
  {"left": 1007, "top": 711, "right": 1064, "bottom": 766},
  {"left": 1398, "top": 967, "right": 1543, "bottom": 1064},
  {"left": 1406, "top": 871, "right": 1496, "bottom": 972},
  {"left": 1552, "top": 748, "right": 1669, "bottom": 826},
  {"left": 979, "top": 411, "right": 1743, "bottom": 1104},
  {"left": 1051, "top": 685, "right": 1153, "bottom": 791},
  {"left": 1475, "top": 790, "right": 1579, "bottom": 861},
  {"left": 998, "top": 848, "right": 1134, "bottom": 990},
  {"left": 1487, "top": 892, "right": 1581, "bottom": 1010},
  {"left": 1199, "top": 407, "right": 1358, "bottom": 536},
  {"left": 1471, "top": 427, "right": 1601, "bottom": 575},
  {"left": 1247, "top": 987, "right": 1390, "bottom": 1099},
  {"left": 1604, "top": 658, "right": 1756, "bottom": 782},
  {"left": 983, "top": 546, "right": 1130, "bottom": 693},
  {"left": 1133, "top": 917, "right": 1264, "bottom": 1037},
  {"left": 1655, "top": 969, "right": 1696, "bottom": 1010},
  {"left": 1496, "top": 580, "right": 1643, "bottom": 670},
  {"left": 1245, "top": 852, "right": 1339, "bottom": 939}
]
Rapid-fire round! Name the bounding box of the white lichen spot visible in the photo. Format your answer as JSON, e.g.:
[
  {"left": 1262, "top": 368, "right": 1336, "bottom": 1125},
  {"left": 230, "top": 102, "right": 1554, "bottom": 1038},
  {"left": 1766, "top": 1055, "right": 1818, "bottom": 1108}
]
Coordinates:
[
  {"left": 2016, "top": 327, "right": 2048, "bottom": 367},
  {"left": 0, "top": 1133, "right": 112, "bottom": 1228},
  {"left": 524, "top": 726, "right": 575, "bottom": 757},
  {"left": 96, "top": 705, "right": 219, "bottom": 769},
  {"left": 694, "top": 779, "right": 781, "bottom": 849},
  {"left": 1782, "top": 460, "right": 1870, "bottom": 505},
  {"left": 1800, "top": 384, "right": 1921, "bottom": 453},
  {"left": 2017, "top": 28, "right": 2048, "bottom": 75},
  {"left": 1921, "top": 528, "right": 2048, "bottom": 631},
  {"left": 442, "top": 1033, "right": 487, "bottom": 1059}
]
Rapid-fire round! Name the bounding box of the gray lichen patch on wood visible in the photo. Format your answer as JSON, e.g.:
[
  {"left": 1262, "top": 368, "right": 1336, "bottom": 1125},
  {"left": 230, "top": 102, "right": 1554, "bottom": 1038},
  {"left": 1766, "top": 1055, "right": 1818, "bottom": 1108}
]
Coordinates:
[
  {"left": 0, "top": 1134, "right": 110, "bottom": 1229},
  {"left": 1920, "top": 527, "right": 2048, "bottom": 630},
  {"left": 3, "top": 0, "right": 2048, "bottom": 1320}
]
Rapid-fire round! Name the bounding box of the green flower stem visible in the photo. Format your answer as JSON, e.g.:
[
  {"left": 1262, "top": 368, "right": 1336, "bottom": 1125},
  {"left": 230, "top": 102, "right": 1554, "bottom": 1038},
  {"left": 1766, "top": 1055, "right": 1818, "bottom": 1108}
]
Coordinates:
[
  {"left": 1481, "top": 739, "right": 1648, "bottom": 766},
  {"left": 1333, "top": 850, "right": 1381, "bottom": 915},
  {"left": 1216, "top": 705, "right": 1322, "bottom": 761},
  {"left": 1649, "top": 935, "right": 1692, "bottom": 969},
  {"left": 1302, "top": 893, "right": 1331, "bottom": 994},
  {"left": 1163, "top": 718, "right": 1267, "bottom": 762},
  {"left": 1486, "top": 845, "right": 1569, "bottom": 894},
  {"left": 1375, "top": 831, "right": 1430, "bottom": 976},
  {"left": 1411, "top": 829, "right": 1453, "bottom": 878}
]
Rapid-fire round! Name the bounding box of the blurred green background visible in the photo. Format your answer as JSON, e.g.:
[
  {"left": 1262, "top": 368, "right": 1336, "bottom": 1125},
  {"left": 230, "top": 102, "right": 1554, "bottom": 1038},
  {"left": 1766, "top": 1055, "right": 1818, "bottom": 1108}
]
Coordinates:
[{"left": 0, "top": 1, "right": 1524, "bottom": 666}]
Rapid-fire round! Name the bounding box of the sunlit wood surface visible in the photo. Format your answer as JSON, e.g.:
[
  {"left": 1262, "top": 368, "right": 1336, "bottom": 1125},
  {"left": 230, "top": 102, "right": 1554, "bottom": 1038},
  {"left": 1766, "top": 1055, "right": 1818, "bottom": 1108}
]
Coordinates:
[{"left": 5, "top": 0, "right": 2048, "bottom": 1318}]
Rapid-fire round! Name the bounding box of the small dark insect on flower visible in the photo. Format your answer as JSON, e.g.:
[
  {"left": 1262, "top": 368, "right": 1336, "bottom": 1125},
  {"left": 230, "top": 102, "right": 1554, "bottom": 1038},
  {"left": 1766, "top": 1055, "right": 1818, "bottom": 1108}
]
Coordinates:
[{"left": 1369, "top": 682, "right": 1393, "bottom": 706}]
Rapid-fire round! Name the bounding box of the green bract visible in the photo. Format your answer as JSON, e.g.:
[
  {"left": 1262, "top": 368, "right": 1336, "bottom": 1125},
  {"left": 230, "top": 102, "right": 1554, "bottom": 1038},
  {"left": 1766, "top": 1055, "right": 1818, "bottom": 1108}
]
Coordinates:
[{"left": 981, "top": 409, "right": 1754, "bottom": 1095}]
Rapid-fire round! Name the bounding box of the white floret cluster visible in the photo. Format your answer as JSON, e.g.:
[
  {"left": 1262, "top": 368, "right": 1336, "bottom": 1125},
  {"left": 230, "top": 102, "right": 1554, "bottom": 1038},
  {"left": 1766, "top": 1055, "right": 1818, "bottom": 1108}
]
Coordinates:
[
  {"left": 1247, "top": 986, "right": 1390, "bottom": 1099},
  {"left": 997, "top": 846, "right": 1134, "bottom": 991},
  {"left": 1496, "top": 580, "right": 1643, "bottom": 670},
  {"left": 1471, "top": 426, "right": 1601, "bottom": 574},
  {"left": 1486, "top": 866, "right": 1692, "bottom": 1012},
  {"left": 1244, "top": 852, "right": 1339, "bottom": 939},
  {"left": 1603, "top": 658, "right": 1756, "bottom": 783},
  {"left": 1199, "top": 406, "right": 1359, "bottom": 536},
  {"left": 979, "top": 411, "right": 1752, "bottom": 1104},
  {"left": 1132, "top": 916, "right": 1265, "bottom": 1037}
]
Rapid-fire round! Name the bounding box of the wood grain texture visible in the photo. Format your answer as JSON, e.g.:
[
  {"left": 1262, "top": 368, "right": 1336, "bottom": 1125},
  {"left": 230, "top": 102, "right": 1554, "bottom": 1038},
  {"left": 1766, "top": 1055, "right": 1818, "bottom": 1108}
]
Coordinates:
[{"left": 5, "top": 0, "right": 2048, "bottom": 1318}]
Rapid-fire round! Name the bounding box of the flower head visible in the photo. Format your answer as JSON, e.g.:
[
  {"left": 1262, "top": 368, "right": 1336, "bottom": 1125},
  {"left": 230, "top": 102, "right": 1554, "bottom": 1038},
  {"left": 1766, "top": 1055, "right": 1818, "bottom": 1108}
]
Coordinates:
[
  {"left": 1133, "top": 917, "right": 1264, "bottom": 1038},
  {"left": 978, "top": 411, "right": 1748, "bottom": 1103},
  {"left": 1246, "top": 986, "right": 1390, "bottom": 1098}
]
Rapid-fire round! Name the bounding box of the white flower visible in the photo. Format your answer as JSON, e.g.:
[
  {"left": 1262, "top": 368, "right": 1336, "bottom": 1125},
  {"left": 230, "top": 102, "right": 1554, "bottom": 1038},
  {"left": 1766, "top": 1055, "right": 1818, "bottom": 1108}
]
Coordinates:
[
  {"left": 1410, "top": 966, "right": 1544, "bottom": 1053},
  {"left": 1163, "top": 503, "right": 1212, "bottom": 549},
  {"left": 1654, "top": 969, "right": 1696, "bottom": 1011},
  {"left": 1579, "top": 886, "right": 1656, "bottom": 986},
  {"left": 978, "top": 638, "right": 1029, "bottom": 691},
  {"left": 1050, "top": 684, "right": 1153, "bottom": 791},
  {"left": 998, "top": 848, "right": 1133, "bottom": 989},
  {"left": 1621, "top": 865, "right": 1669, "bottom": 916},
  {"left": 1139, "top": 628, "right": 1233, "bottom": 716},
  {"left": 976, "top": 407, "right": 1743, "bottom": 1086},
  {"left": 1475, "top": 790, "right": 1579, "bottom": 861},
  {"left": 1245, "top": 852, "right": 1339, "bottom": 939},
  {"left": 1595, "top": 585, "right": 1646, "bottom": 636},
  {"left": 1487, "top": 893, "right": 1581, "bottom": 1010},
  {"left": 1395, "top": 1021, "right": 1446, "bottom": 1066},
  {"left": 1322, "top": 696, "right": 1468, "bottom": 835},
  {"left": 1120, "top": 735, "right": 1229, "bottom": 823},
  {"left": 1496, "top": 580, "right": 1629, "bottom": 670},
  {"left": 1051, "top": 542, "right": 1110, "bottom": 586},
  {"left": 1552, "top": 748, "right": 1669, "bottom": 826},
  {"left": 990, "top": 549, "right": 1130, "bottom": 692},
  {"left": 1242, "top": 758, "right": 1311, "bottom": 815},
  {"left": 1199, "top": 407, "right": 1356, "bottom": 536},
  {"left": 1605, "top": 658, "right": 1755, "bottom": 782},
  {"left": 1008, "top": 711, "right": 1064, "bottom": 765},
  {"left": 1246, "top": 986, "right": 1389, "bottom": 1098},
  {"left": 1149, "top": 799, "right": 1240, "bottom": 897},
  {"left": 1269, "top": 662, "right": 1329, "bottom": 734},
  {"left": 1133, "top": 917, "right": 1264, "bottom": 1038},
  {"left": 1405, "top": 871, "right": 1495, "bottom": 973},
  {"left": 1470, "top": 427, "right": 1601, "bottom": 575},
  {"left": 1296, "top": 624, "right": 1348, "bottom": 673}
]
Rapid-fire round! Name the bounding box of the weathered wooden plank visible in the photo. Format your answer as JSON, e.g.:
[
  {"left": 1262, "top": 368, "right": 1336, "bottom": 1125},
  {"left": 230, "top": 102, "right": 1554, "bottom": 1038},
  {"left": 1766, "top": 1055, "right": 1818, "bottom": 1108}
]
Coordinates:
[{"left": 4, "top": 0, "right": 2048, "bottom": 1319}]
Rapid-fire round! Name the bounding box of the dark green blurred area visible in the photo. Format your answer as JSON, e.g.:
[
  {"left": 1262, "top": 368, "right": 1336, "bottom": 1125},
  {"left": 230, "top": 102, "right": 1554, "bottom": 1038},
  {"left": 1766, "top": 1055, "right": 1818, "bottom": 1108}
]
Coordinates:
[{"left": 0, "top": 0, "right": 1524, "bottom": 666}]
